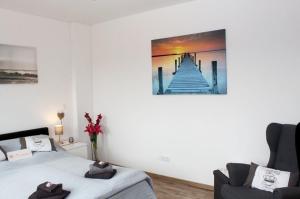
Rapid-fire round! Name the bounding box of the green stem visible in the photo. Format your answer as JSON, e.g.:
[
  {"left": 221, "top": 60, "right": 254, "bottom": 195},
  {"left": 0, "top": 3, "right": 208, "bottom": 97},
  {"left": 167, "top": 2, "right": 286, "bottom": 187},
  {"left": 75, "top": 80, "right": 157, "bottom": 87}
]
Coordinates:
[{"left": 90, "top": 134, "right": 98, "bottom": 161}]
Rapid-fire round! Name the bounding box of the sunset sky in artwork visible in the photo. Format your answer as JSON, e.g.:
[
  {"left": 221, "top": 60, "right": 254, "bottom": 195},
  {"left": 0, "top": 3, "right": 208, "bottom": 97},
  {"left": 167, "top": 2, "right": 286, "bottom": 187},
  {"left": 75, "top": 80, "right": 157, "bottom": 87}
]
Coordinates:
[{"left": 152, "top": 29, "right": 226, "bottom": 57}]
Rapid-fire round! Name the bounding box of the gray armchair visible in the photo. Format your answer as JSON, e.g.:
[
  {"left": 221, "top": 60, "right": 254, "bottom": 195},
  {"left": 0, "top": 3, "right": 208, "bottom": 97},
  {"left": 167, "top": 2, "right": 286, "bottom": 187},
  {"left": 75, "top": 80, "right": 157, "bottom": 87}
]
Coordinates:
[{"left": 213, "top": 123, "right": 300, "bottom": 199}]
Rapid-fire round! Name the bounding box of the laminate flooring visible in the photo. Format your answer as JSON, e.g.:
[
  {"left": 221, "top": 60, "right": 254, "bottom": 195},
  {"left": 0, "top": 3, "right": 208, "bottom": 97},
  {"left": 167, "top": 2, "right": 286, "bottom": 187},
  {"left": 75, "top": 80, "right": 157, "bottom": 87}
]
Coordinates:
[{"left": 150, "top": 174, "right": 214, "bottom": 199}]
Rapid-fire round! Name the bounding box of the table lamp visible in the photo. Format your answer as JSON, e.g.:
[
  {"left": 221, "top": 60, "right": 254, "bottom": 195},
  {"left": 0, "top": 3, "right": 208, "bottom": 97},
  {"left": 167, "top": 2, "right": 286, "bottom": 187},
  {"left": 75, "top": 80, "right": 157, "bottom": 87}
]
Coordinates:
[
  {"left": 55, "top": 112, "right": 65, "bottom": 143},
  {"left": 55, "top": 125, "right": 63, "bottom": 143}
]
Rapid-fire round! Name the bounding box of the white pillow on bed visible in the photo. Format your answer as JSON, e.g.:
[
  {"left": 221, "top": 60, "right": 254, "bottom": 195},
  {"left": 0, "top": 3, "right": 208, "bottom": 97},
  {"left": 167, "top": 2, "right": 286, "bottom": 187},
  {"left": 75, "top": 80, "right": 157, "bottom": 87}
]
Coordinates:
[
  {"left": 20, "top": 135, "right": 57, "bottom": 152},
  {"left": 24, "top": 136, "right": 52, "bottom": 152}
]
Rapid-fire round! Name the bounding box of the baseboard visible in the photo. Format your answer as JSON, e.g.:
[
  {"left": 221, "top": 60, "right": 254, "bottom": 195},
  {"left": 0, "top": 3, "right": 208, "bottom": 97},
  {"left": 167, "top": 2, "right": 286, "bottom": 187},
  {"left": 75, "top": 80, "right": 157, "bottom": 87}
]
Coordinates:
[
  {"left": 109, "top": 161, "right": 214, "bottom": 191},
  {"left": 146, "top": 172, "right": 214, "bottom": 191}
]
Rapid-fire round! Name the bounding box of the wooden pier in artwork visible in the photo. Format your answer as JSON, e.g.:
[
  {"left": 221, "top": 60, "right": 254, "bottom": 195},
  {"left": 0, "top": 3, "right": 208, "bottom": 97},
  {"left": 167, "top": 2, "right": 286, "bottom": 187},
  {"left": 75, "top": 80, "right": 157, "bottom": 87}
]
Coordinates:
[{"left": 157, "top": 53, "right": 218, "bottom": 95}]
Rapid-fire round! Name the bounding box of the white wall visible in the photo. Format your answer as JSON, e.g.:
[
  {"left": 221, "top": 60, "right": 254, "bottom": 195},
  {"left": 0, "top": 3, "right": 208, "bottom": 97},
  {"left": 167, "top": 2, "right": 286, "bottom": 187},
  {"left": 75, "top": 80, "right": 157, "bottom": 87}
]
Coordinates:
[
  {"left": 92, "top": 0, "right": 300, "bottom": 185},
  {"left": 70, "top": 23, "right": 93, "bottom": 146},
  {"left": 0, "top": 9, "right": 93, "bottom": 143}
]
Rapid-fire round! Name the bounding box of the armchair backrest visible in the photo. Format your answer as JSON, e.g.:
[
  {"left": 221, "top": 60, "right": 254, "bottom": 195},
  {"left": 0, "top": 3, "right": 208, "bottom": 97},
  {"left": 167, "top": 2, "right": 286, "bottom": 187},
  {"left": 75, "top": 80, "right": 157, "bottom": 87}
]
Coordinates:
[{"left": 267, "top": 123, "right": 298, "bottom": 173}]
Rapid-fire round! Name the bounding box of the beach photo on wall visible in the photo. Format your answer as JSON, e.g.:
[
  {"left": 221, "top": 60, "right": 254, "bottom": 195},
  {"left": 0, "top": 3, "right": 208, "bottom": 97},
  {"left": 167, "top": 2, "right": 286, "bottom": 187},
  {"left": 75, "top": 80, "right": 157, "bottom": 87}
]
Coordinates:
[
  {"left": 152, "top": 29, "right": 227, "bottom": 95},
  {"left": 0, "top": 44, "right": 38, "bottom": 84}
]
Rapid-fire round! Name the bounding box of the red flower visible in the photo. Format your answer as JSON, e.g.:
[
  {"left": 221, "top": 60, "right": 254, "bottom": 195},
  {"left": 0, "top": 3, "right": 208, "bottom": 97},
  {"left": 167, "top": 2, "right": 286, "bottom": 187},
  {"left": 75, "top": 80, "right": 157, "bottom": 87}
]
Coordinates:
[
  {"left": 84, "top": 113, "right": 103, "bottom": 136},
  {"left": 94, "top": 124, "right": 102, "bottom": 135}
]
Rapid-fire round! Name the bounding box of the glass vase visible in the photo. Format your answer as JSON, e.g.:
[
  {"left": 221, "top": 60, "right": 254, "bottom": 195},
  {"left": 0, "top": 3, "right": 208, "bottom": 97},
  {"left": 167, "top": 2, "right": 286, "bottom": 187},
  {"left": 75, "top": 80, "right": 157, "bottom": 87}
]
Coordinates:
[{"left": 90, "top": 135, "right": 98, "bottom": 161}]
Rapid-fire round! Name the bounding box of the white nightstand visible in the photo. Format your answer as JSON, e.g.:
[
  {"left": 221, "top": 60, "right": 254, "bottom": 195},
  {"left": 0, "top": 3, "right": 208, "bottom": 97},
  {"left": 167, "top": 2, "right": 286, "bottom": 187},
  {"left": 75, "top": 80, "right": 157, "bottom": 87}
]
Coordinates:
[{"left": 60, "top": 142, "right": 88, "bottom": 159}]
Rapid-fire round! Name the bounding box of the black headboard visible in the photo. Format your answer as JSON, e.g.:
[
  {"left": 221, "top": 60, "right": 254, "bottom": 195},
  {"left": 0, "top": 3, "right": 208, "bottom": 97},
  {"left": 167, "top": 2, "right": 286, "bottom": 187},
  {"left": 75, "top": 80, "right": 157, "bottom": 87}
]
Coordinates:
[{"left": 0, "top": 127, "right": 49, "bottom": 141}]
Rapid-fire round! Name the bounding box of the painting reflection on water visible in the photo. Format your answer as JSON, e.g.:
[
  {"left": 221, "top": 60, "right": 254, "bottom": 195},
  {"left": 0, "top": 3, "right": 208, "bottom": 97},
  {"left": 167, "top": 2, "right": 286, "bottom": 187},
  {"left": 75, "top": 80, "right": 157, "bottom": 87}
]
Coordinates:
[
  {"left": 151, "top": 29, "right": 227, "bottom": 95},
  {"left": 0, "top": 44, "right": 38, "bottom": 84}
]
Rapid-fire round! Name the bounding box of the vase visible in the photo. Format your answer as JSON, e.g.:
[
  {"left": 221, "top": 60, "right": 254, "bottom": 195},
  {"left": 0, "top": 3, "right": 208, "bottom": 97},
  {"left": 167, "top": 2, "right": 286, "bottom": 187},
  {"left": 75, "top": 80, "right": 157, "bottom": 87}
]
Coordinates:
[{"left": 90, "top": 134, "right": 99, "bottom": 161}]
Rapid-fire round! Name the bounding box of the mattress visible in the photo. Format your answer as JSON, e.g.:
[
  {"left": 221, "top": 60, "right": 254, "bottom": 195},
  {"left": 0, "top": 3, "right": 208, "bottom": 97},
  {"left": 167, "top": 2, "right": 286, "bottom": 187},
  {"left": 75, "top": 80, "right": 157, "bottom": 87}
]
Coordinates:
[{"left": 0, "top": 150, "right": 156, "bottom": 199}]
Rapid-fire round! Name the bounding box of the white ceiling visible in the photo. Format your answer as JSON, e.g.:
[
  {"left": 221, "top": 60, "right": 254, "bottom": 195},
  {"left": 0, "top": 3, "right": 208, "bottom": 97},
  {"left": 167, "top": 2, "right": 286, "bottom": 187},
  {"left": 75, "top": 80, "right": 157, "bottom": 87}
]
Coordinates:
[{"left": 0, "top": 0, "right": 194, "bottom": 25}]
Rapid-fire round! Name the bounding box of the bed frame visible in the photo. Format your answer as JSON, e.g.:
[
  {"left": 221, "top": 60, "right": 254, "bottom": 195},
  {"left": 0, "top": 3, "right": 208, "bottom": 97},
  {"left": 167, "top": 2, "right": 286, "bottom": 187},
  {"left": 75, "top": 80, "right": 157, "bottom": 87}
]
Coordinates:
[{"left": 0, "top": 127, "right": 49, "bottom": 141}]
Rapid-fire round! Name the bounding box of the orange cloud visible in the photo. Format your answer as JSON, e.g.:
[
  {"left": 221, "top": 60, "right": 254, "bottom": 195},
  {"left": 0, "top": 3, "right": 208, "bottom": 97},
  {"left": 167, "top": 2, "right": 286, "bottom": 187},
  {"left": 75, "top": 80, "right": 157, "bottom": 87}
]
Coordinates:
[{"left": 152, "top": 29, "right": 226, "bottom": 57}]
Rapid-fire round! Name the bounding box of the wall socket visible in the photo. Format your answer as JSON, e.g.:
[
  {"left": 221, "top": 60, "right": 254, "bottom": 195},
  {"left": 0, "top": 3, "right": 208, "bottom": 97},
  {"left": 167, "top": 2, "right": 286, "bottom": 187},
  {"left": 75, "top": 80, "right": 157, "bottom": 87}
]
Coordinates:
[{"left": 160, "top": 155, "right": 170, "bottom": 162}]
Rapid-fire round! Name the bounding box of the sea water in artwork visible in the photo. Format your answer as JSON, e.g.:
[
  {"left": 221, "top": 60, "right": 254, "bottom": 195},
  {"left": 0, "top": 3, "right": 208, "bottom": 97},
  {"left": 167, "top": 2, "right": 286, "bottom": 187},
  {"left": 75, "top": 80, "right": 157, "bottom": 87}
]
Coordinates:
[
  {"left": 152, "top": 29, "right": 227, "bottom": 95},
  {"left": 0, "top": 44, "right": 38, "bottom": 84}
]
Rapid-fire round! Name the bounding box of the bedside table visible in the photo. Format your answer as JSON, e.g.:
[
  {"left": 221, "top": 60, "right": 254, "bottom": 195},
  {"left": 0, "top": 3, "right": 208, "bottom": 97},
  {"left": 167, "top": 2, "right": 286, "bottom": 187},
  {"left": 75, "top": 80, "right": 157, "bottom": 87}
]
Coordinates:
[{"left": 60, "top": 142, "right": 88, "bottom": 159}]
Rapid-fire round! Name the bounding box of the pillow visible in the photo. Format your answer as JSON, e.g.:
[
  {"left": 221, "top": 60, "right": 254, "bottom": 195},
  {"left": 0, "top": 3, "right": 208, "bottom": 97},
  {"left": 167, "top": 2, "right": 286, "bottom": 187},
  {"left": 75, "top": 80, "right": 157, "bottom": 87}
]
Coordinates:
[
  {"left": 20, "top": 135, "right": 56, "bottom": 152},
  {"left": 244, "top": 163, "right": 298, "bottom": 192},
  {"left": 0, "top": 138, "right": 22, "bottom": 152},
  {"left": 244, "top": 162, "right": 259, "bottom": 187},
  {"left": 7, "top": 149, "right": 32, "bottom": 161},
  {"left": 0, "top": 146, "right": 7, "bottom": 161}
]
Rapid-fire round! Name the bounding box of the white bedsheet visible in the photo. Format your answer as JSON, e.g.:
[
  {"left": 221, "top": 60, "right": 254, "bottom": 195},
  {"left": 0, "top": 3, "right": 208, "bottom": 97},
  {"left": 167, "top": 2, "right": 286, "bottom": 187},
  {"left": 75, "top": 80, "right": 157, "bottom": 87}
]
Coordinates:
[{"left": 0, "top": 151, "right": 150, "bottom": 199}]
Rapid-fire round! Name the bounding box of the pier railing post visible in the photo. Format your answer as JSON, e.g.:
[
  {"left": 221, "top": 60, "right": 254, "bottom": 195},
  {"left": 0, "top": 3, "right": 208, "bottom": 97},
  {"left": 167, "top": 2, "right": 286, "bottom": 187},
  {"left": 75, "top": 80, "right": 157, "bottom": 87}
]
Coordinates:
[
  {"left": 173, "top": 59, "right": 178, "bottom": 75},
  {"left": 212, "top": 61, "right": 218, "bottom": 94},
  {"left": 178, "top": 57, "right": 181, "bottom": 68},
  {"left": 199, "top": 60, "right": 201, "bottom": 72},
  {"left": 194, "top": 53, "right": 197, "bottom": 65},
  {"left": 157, "top": 67, "right": 164, "bottom": 95}
]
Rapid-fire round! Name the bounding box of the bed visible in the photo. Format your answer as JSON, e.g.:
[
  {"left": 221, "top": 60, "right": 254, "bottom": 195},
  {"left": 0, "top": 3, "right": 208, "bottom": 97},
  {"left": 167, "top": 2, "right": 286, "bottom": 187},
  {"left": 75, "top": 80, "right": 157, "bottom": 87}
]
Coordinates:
[{"left": 0, "top": 128, "right": 157, "bottom": 199}]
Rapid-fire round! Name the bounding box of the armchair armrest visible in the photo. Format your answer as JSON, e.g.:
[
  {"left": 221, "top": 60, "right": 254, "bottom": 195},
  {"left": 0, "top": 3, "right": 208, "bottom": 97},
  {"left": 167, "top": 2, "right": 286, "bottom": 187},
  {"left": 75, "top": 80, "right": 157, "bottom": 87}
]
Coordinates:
[
  {"left": 213, "top": 170, "right": 230, "bottom": 199},
  {"left": 273, "top": 187, "right": 300, "bottom": 199},
  {"left": 213, "top": 170, "right": 230, "bottom": 184},
  {"left": 226, "top": 163, "right": 250, "bottom": 186}
]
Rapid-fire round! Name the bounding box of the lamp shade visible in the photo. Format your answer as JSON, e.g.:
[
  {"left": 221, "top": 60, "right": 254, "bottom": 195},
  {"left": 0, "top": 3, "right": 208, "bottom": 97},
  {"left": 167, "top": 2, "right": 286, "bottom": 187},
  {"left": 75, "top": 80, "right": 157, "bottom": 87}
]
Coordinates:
[{"left": 55, "top": 125, "right": 64, "bottom": 135}]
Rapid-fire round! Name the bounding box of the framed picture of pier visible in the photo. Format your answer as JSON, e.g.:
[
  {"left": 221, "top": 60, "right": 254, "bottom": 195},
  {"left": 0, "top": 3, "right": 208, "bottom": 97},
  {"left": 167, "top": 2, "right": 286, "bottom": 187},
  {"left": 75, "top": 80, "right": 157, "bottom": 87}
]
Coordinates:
[
  {"left": 152, "top": 29, "right": 227, "bottom": 95},
  {"left": 0, "top": 44, "right": 38, "bottom": 84}
]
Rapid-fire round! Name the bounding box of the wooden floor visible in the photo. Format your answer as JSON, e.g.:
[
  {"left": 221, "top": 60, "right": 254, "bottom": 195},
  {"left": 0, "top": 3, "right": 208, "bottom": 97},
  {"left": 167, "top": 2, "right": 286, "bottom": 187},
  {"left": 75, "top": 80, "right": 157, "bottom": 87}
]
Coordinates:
[{"left": 150, "top": 174, "right": 214, "bottom": 199}]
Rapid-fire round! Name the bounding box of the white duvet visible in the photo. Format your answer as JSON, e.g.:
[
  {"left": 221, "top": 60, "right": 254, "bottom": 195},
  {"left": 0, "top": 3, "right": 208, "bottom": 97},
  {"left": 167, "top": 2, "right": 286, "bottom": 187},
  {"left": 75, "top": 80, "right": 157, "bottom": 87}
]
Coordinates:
[{"left": 0, "top": 151, "right": 150, "bottom": 199}]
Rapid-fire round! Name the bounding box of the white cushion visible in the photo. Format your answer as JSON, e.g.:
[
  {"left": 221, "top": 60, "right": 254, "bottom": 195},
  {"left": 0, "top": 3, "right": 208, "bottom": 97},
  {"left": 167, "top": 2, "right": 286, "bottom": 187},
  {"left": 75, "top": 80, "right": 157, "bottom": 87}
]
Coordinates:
[
  {"left": 7, "top": 149, "right": 32, "bottom": 161},
  {"left": 25, "top": 136, "right": 52, "bottom": 152},
  {"left": 252, "top": 165, "right": 291, "bottom": 192}
]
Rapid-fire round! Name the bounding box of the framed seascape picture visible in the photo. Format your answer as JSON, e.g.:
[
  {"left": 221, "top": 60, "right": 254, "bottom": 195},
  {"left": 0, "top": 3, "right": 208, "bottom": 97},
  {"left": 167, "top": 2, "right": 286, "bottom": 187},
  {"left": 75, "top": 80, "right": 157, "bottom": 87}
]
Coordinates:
[
  {"left": 152, "top": 29, "right": 227, "bottom": 95},
  {"left": 0, "top": 44, "right": 38, "bottom": 84}
]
